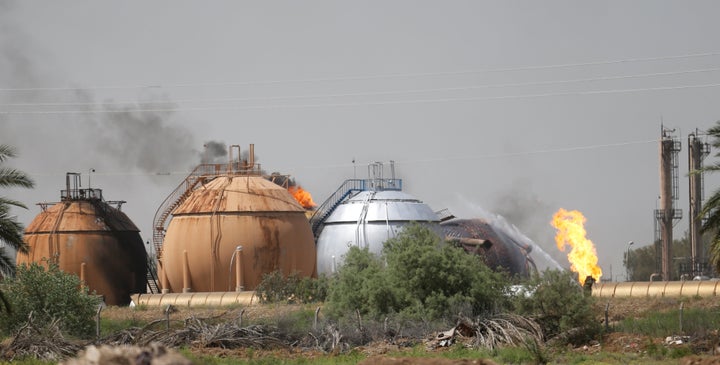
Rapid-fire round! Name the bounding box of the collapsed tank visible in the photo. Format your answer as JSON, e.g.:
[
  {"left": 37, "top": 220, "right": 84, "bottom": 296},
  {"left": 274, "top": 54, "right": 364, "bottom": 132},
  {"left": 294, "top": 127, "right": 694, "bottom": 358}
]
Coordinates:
[
  {"left": 312, "top": 162, "right": 441, "bottom": 275},
  {"left": 441, "top": 215, "right": 535, "bottom": 277},
  {"left": 18, "top": 173, "right": 148, "bottom": 306},
  {"left": 155, "top": 144, "right": 316, "bottom": 293}
]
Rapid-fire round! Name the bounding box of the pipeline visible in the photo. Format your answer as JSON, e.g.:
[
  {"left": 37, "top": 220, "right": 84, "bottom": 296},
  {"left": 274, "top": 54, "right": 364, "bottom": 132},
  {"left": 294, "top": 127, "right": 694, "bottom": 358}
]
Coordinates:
[
  {"left": 593, "top": 280, "right": 720, "bottom": 298},
  {"left": 130, "top": 291, "right": 257, "bottom": 307}
]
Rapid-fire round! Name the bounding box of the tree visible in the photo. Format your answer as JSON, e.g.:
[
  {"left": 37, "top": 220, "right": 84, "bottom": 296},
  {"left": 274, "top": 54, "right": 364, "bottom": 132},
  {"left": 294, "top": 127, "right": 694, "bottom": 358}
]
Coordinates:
[
  {"left": 700, "top": 123, "right": 720, "bottom": 273},
  {"left": 0, "top": 144, "right": 34, "bottom": 279},
  {"left": 0, "top": 262, "right": 102, "bottom": 338},
  {"left": 513, "top": 269, "right": 601, "bottom": 344},
  {"left": 325, "top": 246, "right": 397, "bottom": 319},
  {"left": 625, "top": 237, "right": 692, "bottom": 281},
  {"left": 382, "top": 223, "right": 508, "bottom": 319},
  {"left": 326, "top": 223, "right": 509, "bottom": 320}
]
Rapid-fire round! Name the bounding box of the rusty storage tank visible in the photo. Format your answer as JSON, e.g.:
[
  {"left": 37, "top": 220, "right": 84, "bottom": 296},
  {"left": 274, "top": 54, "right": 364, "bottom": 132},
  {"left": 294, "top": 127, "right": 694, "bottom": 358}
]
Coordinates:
[
  {"left": 312, "top": 162, "right": 441, "bottom": 275},
  {"left": 155, "top": 144, "right": 316, "bottom": 293},
  {"left": 441, "top": 217, "right": 535, "bottom": 277},
  {"left": 18, "top": 173, "right": 148, "bottom": 306}
]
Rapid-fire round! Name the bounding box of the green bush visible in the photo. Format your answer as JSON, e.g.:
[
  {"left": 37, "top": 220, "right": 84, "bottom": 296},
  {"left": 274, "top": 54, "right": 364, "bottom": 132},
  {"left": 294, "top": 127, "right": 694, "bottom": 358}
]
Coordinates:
[
  {"left": 326, "top": 223, "right": 509, "bottom": 321},
  {"left": 255, "top": 271, "right": 329, "bottom": 304},
  {"left": 513, "top": 269, "right": 601, "bottom": 345},
  {"left": 616, "top": 306, "right": 720, "bottom": 338},
  {"left": 325, "top": 245, "right": 397, "bottom": 319},
  {"left": 0, "top": 262, "right": 102, "bottom": 338}
]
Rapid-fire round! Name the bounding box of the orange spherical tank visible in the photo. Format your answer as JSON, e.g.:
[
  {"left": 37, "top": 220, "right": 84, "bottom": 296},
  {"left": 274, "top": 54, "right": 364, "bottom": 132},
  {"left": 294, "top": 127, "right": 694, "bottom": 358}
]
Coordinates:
[
  {"left": 18, "top": 199, "right": 148, "bottom": 306},
  {"left": 159, "top": 175, "right": 316, "bottom": 293}
]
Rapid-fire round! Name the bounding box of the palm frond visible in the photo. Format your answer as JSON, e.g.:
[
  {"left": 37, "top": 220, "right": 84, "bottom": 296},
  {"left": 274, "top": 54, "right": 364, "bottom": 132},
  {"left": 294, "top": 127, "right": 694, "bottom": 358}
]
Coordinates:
[
  {"left": 0, "top": 145, "right": 17, "bottom": 163},
  {"left": 0, "top": 197, "right": 28, "bottom": 210},
  {"left": 0, "top": 207, "right": 30, "bottom": 253},
  {"left": 0, "top": 247, "right": 17, "bottom": 278},
  {"left": 708, "top": 234, "right": 720, "bottom": 273},
  {"left": 0, "top": 290, "right": 10, "bottom": 314},
  {"left": 0, "top": 168, "right": 34, "bottom": 189}
]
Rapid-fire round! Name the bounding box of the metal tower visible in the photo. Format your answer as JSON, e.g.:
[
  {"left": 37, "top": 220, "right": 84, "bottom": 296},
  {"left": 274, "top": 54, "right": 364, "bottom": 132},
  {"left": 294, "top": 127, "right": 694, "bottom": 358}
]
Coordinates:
[
  {"left": 688, "top": 130, "right": 710, "bottom": 277},
  {"left": 656, "top": 126, "right": 682, "bottom": 281}
]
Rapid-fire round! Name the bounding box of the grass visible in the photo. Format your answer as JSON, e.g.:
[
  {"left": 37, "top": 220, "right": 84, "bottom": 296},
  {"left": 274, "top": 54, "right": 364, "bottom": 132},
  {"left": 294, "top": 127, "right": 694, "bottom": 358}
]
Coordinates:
[
  {"left": 615, "top": 307, "right": 720, "bottom": 337},
  {"left": 180, "top": 348, "right": 367, "bottom": 365},
  {"left": 0, "top": 359, "right": 55, "bottom": 365},
  {"left": 5, "top": 300, "right": 720, "bottom": 364}
]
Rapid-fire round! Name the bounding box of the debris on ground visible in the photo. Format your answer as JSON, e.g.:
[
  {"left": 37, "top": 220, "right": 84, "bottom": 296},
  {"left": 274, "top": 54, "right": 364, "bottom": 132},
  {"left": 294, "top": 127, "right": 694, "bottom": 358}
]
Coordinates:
[{"left": 59, "top": 343, "right": 192, "bottom": 365}]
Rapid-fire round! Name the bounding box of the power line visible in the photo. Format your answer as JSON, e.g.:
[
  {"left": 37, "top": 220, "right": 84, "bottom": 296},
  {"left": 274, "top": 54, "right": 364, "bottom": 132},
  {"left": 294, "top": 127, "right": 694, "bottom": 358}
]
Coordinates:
[
  {"left": 24, "top": 139, "right": 661, "bottom": 178},
  {"left": 1, "top": 51, "right": 720, "bottom": 93},
  {"left": 3, "top": 82, "right": 720, "bottom": 115},
  {"left": 3, "top": 66, "right": 720, "bottom": 108}
]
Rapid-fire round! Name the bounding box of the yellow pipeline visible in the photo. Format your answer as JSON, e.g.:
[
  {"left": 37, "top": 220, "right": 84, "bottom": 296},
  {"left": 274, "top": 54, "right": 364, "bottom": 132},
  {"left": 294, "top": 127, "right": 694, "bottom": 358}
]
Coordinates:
[
  {"left": 593, "top": 280, "right": 720, "bottom": 298},
  {"left": 130, "top": 291, "right": 257, "bottom": 307}
]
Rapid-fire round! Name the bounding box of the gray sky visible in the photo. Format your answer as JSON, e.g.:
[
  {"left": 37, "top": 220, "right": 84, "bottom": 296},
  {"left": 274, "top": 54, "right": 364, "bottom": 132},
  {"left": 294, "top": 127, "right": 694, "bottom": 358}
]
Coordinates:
[{"left": 3, "top": 1, "right": 720, "bottom": 281}]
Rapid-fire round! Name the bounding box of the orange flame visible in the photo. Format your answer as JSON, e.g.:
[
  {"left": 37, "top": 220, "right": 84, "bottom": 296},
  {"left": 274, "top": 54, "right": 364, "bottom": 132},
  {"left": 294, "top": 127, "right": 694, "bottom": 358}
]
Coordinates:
[
  {"left": 289, "top": 186, "right": 317, "bottom": 209},
  {"left": 551, "top": 208, "right": 602, "bottom": 285}
]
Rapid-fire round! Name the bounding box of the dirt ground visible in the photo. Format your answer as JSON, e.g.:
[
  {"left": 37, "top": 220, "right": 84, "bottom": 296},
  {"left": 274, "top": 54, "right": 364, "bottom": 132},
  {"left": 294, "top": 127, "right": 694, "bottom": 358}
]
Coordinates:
[{"left": 96, "top": 297, "right": 720, "bottom": 364}]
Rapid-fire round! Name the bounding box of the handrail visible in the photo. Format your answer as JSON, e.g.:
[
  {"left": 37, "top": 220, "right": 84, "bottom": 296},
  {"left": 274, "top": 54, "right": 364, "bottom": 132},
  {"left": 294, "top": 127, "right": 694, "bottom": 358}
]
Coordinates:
[
  {"left": 151, "top": 163, "right": 261, "bottom": 258},
  {"left": 309, "top": 179, "right": 367, "bottom": 237}
]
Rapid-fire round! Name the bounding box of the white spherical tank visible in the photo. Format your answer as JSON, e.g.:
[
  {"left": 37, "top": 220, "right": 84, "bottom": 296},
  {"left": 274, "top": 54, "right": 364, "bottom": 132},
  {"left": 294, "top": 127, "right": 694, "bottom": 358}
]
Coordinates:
[{"left": 315, "top": 189, "right": 440, "bottom": 275}]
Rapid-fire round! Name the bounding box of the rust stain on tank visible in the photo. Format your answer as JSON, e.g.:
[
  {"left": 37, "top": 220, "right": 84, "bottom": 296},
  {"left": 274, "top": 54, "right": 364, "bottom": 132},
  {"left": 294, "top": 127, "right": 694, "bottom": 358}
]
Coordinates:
[
  {"left": 254, "top": 217, "right": 281, "bottom": 273},
  {"left": 20, "top": 196, "right": 147, "bottom": 306},
  {"left": 161, "top": 175, "right": 316, "bottom": 293}
]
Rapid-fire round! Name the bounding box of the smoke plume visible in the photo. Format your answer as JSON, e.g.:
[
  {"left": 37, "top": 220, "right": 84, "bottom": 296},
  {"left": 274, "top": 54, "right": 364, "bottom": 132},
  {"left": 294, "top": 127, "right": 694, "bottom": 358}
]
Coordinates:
[
  {"left": 490, "top": 179, "right": 567, "bottom": 268},
  {"left": 200, "top": 141, "right": 227, "bottom": 164},
  {"left": 72, "top": 92, "right": 200, "bottom": 175}
]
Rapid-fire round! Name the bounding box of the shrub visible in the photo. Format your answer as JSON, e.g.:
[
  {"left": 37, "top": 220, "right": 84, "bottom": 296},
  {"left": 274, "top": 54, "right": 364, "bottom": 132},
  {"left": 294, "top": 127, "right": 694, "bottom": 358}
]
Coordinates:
[
  {"left": 383, "top": 224, "right": 509, "bottom": 319},
  {"left": 325, "top": 246, "right": 397, "bottom": 319},
  {"left": 0, "top": 262, "right": 102, "bottom": 338},
  {"left": 255, "top": 271, "right": 329, "bottom": 304},
  {"left": 513, "top": 269, "right": 601, "bottom": 345},
  {"left": 326, "top": 223, "right": 509, "bottom": 321}
]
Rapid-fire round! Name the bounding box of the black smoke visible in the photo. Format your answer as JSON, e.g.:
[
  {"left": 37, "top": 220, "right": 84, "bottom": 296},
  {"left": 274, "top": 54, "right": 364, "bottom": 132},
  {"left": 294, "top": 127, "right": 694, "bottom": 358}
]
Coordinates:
[
  {"left": 200, "top": 141, "right": 227, "bottom": 164},
  {"left": 66, "top": 90, "right": 200, "bottom": 175}
]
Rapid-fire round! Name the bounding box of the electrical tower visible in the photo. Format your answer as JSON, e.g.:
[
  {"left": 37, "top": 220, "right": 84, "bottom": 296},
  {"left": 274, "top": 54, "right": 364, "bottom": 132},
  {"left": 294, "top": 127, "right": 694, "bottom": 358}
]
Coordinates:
[{"left": 655, "top": 126, "right": 682, "bottom": 281}]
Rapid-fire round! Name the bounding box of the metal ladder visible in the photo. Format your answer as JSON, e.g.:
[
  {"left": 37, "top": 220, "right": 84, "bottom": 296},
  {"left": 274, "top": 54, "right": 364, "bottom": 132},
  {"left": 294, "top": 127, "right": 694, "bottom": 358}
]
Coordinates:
[
  {"left": 309, "top": 179, "right": 366, "bottom": 238},
  {"left": 145, "top": 261, "right": 160, "bottom": 294},
  {"left": 151, "top": 164, "right": 225, "bottom": 258}
]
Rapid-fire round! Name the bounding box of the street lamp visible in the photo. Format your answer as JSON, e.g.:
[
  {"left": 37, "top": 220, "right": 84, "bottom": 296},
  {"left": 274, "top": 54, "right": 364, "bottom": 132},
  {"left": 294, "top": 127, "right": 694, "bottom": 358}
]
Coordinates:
[
  {"left": 88, "top": 168, "right": 96, "bottom": 189},
  {"left": 626, "top": 241, "right": 634, "bottom": 281}
]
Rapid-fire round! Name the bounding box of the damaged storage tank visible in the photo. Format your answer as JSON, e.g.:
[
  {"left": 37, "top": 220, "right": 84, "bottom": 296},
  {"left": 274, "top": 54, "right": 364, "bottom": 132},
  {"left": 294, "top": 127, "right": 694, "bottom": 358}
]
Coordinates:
[
  {"left": 441, "top": 217, "right": 535, "bottom": 277},
  {"left": 155, "top": 144, "right": 316, "bottom": 293},
  {"left": 18, "top": 173, "right": 148, "bottom": 306},
  {"left": 312, "top": 162, "right": 441, "bottom": 275}
]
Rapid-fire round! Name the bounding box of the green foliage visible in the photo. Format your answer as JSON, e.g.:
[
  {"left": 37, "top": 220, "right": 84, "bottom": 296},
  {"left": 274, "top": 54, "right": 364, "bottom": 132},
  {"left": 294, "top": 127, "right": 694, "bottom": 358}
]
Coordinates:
[
  {"left": 255, "top": 271, "right": 328, "bottom": 304},
  {"left": 626, "top": 237, "right": 696, "bottom": 281},
  {"left": 616, "top": 306, "right": 720, "bottom": 337},
  {"left": 0, "top": 144, "right": 35, "bottom": 280},
  {"left": 99, "top": 316, "right": 146, "bottom": 336},
  {"left": 0, "top": 358, "right": 55, "bottom": 365},
  {"left": 180, "top": 348, "right": 366, "bottom": 364},
  {"left": 326, "top": 223, "right": 509, "bottom": 321},
  {"left": 493, "top": 345, "right": 538, "bottom": 364},
  {"left": 274, "top": 307, "right": 317, "bottom": 339},
  {"left": 513, "top": 269, "right": 600, "bottom": 344},
  {"left": 0, "top": 262, "right": 102, "bottom": 338},
  {"left": 700, "top": 122, "right": 720, "bottom": 274},
  {"left": 325, "top": 245, "right": 396, "bottom": 319}
]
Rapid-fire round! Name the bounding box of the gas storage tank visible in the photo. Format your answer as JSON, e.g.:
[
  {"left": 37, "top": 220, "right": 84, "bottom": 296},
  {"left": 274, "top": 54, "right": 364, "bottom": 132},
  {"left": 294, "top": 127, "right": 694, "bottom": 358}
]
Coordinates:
[
  {"left": 441, "top": 218, "right": 534, "bottom": 277},
  {"left": 18, "top": 173, "right": 147, "bottom": 306},
  {"left": 156, "top": 145, "right": 316, "bottom": 293},
  {"left": 313, "top": 162, "right": 441, "bottom": 275}
]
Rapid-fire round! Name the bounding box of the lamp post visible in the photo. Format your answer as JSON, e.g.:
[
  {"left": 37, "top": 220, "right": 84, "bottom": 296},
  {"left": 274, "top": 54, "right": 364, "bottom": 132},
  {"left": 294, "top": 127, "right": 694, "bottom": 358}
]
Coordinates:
[
  {"left": 88, "top": 168, "right": 96, "bottom": 188},
  {"left": 626, "top": 241, "right": 634, "bottom": 281}
]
